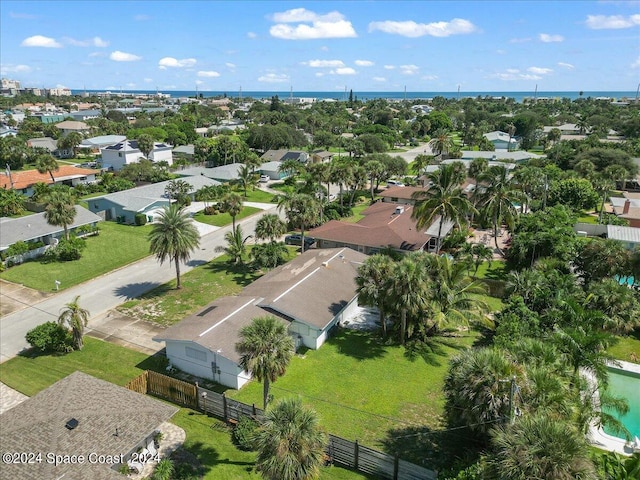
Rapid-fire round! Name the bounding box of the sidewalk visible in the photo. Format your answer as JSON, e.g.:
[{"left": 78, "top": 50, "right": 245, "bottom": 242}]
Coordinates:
[{"left": 0, "top": 382, "right": 28, "bottom": 414}]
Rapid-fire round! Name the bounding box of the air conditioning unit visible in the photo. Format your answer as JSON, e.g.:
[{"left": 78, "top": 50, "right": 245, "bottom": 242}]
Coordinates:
[{"left": 395, "top": 206, "right": 405, "bottom": 215}]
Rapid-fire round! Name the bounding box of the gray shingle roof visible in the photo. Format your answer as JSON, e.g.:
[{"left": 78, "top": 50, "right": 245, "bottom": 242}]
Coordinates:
[
  {"left": 178, "top": 163, "right": 245, "bottom": 181},
  {"left": 0, "top": 206, "right": 102, "bottom": 249},
  {"left": 607, "top": 225, "right": 640, "bottom": 244},
  {"left": 0, "top": 371, "right": 177, "bottom": 480}
]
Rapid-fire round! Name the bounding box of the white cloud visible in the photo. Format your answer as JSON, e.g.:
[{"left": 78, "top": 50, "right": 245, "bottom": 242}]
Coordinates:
[
  {"left": 489, "top": 69, "right": 542, "bottom": 81},
  {"left": 558, "top": 62, "right": 575, "bottom": 69},
  {"left": 258, "top": 73, "right": 289, "bottom": 83},
  {"left": 384, "top": 65, "right": 395, "bottom": 70},
  {"left": 509, "top": 37, "right": 532, "bottom": 43},
  {"left": 320, "top": 46, "right": 329, "bottom": 51},
  {"left": 422, "top": 74, "right": 438, "bottom": 81},
  {"left": 247, "top": 31, "right": 257, "bottom": 39},
  {"left": 110, "top": 50, "right": 142, "bottom": 62},
  {"left": 158, "top": 57, "right": 197, "bottom": 68},
  {"left": 195, "top": 80, "right": 204, "bottom": 85},
  {"left": 306, "top": 59, "right": 345, "bottom": 67},
  {"left": 400, "top": 64, "right": 419, "bottom": 75},
  {"left": 126, "top": 82, "right": 136, "bottom": 88},
  {"left": 528, "top": 66, "right": 553, "bottom": 75},
  {"left": 1, "top": 64, "right": 32, "bottom": 74},
  {"left": 373, "top": 76, "right": 386, "bottom": 82},
  {"left": 632, "top": 56, "right": 640, "bottom": 69},
  {"left": 269, "top": 8, "right": 356, "bottom": 40},
  {"left": 585, "top": 14, "right": 640, "bottom": 29},
  {"left": 355, "top": 60, "right": 374, "bottom": 67},
  {"left": 368, "top": 18, "right": 477, "bottom": 37},
  {"left": 226, "top": 62, "right": 236, "bottom": 69},
  {"left": 21, "top": 35, "right": 62, "bottom": 48},
  {"left": 88, "top": 51, "right": 105, "bottom": 58},
  {"left": 330, "top": 67, "right": 356, "bottom": 75},
  {"left": 198, "top": 71, "right": 220, "bottom": 77},
  {"left": 63, "top": 36, "right": 109, "bottom": 47},
  {"left": 144, "top": 78, "right": 153, "bottom": 83},
  {"left": 539, "top": 33, "right": 564, "bottom": 43},
  {"left": 316, "top": 72, "right": 325, "bottom": 77}
]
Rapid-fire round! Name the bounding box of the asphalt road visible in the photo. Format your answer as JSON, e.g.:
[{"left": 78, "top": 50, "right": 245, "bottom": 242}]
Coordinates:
[{"left": 0, "top": 204, "right": 281, "bottom": 363}]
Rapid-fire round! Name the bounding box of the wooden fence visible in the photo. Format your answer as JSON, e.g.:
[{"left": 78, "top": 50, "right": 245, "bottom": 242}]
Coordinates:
[
  {"left": 126, "top": 370, "right": 198, "bottom": 409},
  {"left": 127, "top": 373, "right": 437, "bottom": 479}
]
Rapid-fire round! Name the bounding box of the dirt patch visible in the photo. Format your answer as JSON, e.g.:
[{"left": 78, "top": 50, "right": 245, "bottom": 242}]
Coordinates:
[{"left": 0, "top": 280, "right": 52, "bottom": 317}]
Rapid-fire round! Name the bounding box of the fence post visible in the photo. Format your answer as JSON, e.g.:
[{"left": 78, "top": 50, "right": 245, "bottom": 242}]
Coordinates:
[
  {"left": 394, "top": 455, "right": 399, "bottom": 480},
  {"left": 252, "top": 403, "right": 256, "bottom": 416},
  {"left": 354, "top": 440, "right": 359, "bottom": 470},
  {"left": 222, "top": 392, "right": 228, "bottom": 422}
]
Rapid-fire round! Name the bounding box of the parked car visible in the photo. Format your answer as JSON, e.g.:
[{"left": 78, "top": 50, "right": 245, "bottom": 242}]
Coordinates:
[
  {"left": 259, "top": 175, "right": 270, "bottom": 183},
  {"left": 285, "top": 234, "right": 315, "bottom": 248},
  {"left": 386, "top": 179, "right": 405, "bottom": 187}
]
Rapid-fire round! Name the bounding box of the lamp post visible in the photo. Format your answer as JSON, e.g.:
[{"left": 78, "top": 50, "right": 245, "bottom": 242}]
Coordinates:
[{"left": 201, "top": 391, "right": 207, "bottom": 417}]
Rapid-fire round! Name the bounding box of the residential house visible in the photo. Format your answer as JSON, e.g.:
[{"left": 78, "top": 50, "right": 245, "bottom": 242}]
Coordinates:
[
  {"left": 483, "top": 131, "right": 519, "bottom": 151},
  {"left": 459, "top": 150, "right": 543, "bottom": 164},
  {"left": 0, "top": 371, "right": 177, "bottom": 480},
  {"left": 611, "top": 193, "right": 640, "bottom": 227},
  {"left": 259, "top": 161, "right": 286, "bottom": 180},
  {"left": 0, "top": 126, "right": 18, "bottom": 137},
  {"left": 309, "top": 201, "right": 453, "bottom": 254},
  {"left": 310, "top": 150, "right": 334, "bottom": 164},
  {"left": 542, "top": 123, "right": 582, "bottom": 135},
  {"left": 154, "top": 247, "right": 367, "bottom": 389},
  {"left": 27, "top": 137, "right": 73, "bottom": 159},
  {"left": 261, "top": 149, "right": 309, "bottom": 164},
  {"left": 87, "top": 176, "right": 220, "bottom": 223},
  {"left": 177, "top": 163, "right": 244, "bottom": 183},
  {"left": 0, "top": 165, "right": 97, "bottom": 197},
  {"left": 100, "top": 139, "right": 173, "bottom": 171},
  {"left": 67, "top": 109, "right": 103, "bottom": 122},
  {"left": 55, "top": 120, "right": 90, "bottom": 137},
  {"left": 0, "top": 206, "right": 101, "bottom": 256},
  {"left": 80, "top": 135, "right": 126, "bottom": 152},
  {"left": 379, "top": 186, "right": 429, "bottom": 205},
  {"left": 606, "top": 225, "right": 640, "bottom": 250},
  {"left": 172, "top": 144, "right": 195, "bottom": 162}
]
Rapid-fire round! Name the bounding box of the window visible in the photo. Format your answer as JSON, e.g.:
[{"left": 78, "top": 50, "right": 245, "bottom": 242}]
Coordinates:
[{"left": 185, "top": 346, "right": 207, "bottom": 362}]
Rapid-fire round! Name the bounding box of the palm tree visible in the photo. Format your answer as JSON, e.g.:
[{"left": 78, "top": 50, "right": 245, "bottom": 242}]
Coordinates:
[
  {"left": 57, "top": 131, "right": 83, "bottom": 158},
  {"left": 425, "top": 255, "right": 490, "bottom": 334},
  {"left": 58, "top": 295, "right": 90, "bottom": 350},
  {"left": 411, "top": 154, "right": 433, "bottom": 179},
  {"left": 251, "top": 241, "right": 289, "bottom": 270},
  {"left": 278, "top": 193, "right": 320, "bottom": 253},
  {"left": 44, "top": 189, "right": 77, "bottom": 240},
  {"left": 137, "top": 133, "right": 155, "bottom": 159},
  {"left": 254, "top": 397, "right": 326, "bottom": 480},
  {"left": 235, "top": 316, "right": 294, "bottom": 409},
  {"left": 476, "top": 165, "right": 523, "bottom": 253},
  {"left": 237, "top": 164, "right": 257, "bottom": 197},
  {"left": 591, "top": 174, "right": 614, "bottom": 222},
  {"left": 505, "top": 123, "right": 516, "bottom": 152},
  {"left": 215, "top": 224, "right": 252, "bottom": 265},
  {"left": 0, "top": 188, "right": 25, "bottom": 216},
  {"left": 412, "top": 163, "right": 476, "bottom": 253},
  {"left": 364, "top": 159, "right": 385, "bottom": 201},
  {"left": 255, "top": 213, "right": 287, "bottom": 242},
  {"left": 36, "top": 153, "right": 59, "bottom": 183},
  {"left": 219, "top": 192, "right": 243, "bottom": 233},
  {"left": 468, "top": 157, "right": 488, "bottom": 181},
  {"left": 428, "top": 130, "right": 455, "bottom": 160},
  {"left": 387, "top": 254, "right": 430, "bottom": 345},
  {"left": 486, "top": 415, "right": 597, "bottom": 480},
  {"left": 148, "top": 204, "right": 200, "bottom": 289},
  {"left": 356, "top": 254, "right": 395, "bottom": 338}
]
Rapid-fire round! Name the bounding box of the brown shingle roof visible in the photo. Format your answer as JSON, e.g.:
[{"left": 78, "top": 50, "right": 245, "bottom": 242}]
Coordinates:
[
  {"left": 0, "top": 371, "right": 177, "bottom": 480},
  {"left": 378, "top": 186, "right": 427, "bottom": 200},
  {"left": 309, "top": 202, "right": 431, "bottom": 251},
  {"left": 0, "top": 165, "right": 95, "bottom": 190}
]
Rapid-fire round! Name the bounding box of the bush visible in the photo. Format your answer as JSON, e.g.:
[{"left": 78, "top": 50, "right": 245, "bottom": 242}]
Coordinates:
[
  {"left": 6, "top": 241, "right": 30, "bottom": 258},
  {"left": 25, "top": 322, "right": 73, "bottom": 353},
  {"left": 231, "top": 416, "right": 259, "bottom": 451},
  {"left": 42, "top": 238, "right": 86, "bottom": 262},
  {"left": 134, "top": 213, "right": 147, "bottom": 226},
  {"left": 203, "top": 206, "right": 218, "bottom": 215}
]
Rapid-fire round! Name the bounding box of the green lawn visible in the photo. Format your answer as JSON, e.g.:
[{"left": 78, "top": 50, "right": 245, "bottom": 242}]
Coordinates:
[
  {"left": 473, "top": 260, "right": 509, "bottom": 280},
  {"left": 228, "top": 328, "right": 476, "bottom": 464},
  {"left": 0, "top": 222, "right": 152, "bottom": 291},
  {"left": 117, "top": 249, "right": 297, "bottom": 326},
  {"left": 193, "top": 206, "right": 261, "bottom": 227},
  {"left": 342, "top": 204, "right": 369, "bottom": 223},
  {"left": 239, "top": 188, "right": 280, "bottom": 203},
  {"left": 0, "top": 337, "right": 161, "bottom": 397},
  {"left": 577, "top": 214, "right": 599, "bottom": 224},
  {"left": 608, "top": 333, "right": 640, "bottom": 363},
  {"left": 172, "top": 409, "right": 372, "bottom": 480}
]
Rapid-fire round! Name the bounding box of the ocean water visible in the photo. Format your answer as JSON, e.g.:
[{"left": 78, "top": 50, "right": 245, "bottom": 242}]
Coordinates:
[{"left": 72, "top": 89, "right": 638, "bottom": 103}]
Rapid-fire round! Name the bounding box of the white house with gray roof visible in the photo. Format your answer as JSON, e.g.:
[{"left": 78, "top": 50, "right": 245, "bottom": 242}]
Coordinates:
[
  {"left": 87, "top": 176, "right": 220, "bottom": 223},
  {"left": 0, "top": 205, "right": 101, "bottom": 253},
  {"left": 100, "top": 139, "right": 173, "bottom": 171},
  {"left": 154, "top": 247, "right": 367, "bottom": 389}
]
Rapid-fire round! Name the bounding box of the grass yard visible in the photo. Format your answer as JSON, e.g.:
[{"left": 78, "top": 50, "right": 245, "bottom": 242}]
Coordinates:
[
  {"left": 173, "top": 409, "right": 372, "bottom": 480},
  {"left": 118, "top": 249, "right": 297, "bottom": 326},
  {"left": 238, "top": 188, "right": 280, "bottom": 203},
  {"left": 228, "top": 328, "right": 476, "bottom": 465},
  {"left": 608, "top": 333, "right": 640, "bottom": 363},
  {"left": 577, "top": 214, "right": 599, "bottom": 224},
  {"left": 0, "top": 337, "right": 160, "bottom": 397},
  {"left": 473, "top": 260, "right": 508, "bottom": 281},
  {"left": 342, "top": 203, "right": 369, "bottom": 223},
  {"left": 0, "top": 221, "right": 152, "bottom": 292},
  {"left": 193, "top": 206, "right": 261, "bottom": 227}
]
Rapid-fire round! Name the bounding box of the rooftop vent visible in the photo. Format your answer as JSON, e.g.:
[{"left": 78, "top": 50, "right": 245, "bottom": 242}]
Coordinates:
[
  {"left": 65, "top": 418, "right": 79, "bottom": 430},
  {"left": 395, "top": 206, "right": 405, "bottom": 215},
  {"left": 322, "top": 261, "right": 329, "bottom": 267}
]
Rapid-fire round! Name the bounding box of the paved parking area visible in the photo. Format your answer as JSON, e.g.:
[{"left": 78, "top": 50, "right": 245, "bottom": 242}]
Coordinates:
[
  {"left": 87, "top": 310, "right": 167, "bottom": 355},
  {"left": 0, "top": 280, "right": 52, "bottom": 317}
]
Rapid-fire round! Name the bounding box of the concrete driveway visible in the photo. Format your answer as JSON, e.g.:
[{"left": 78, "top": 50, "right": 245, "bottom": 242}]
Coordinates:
[{"left": 0, "top": 280, "right": 52, "bottom": 317}]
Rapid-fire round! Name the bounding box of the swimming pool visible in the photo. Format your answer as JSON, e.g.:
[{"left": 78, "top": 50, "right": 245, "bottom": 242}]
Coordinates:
[
  {"left": 615, "top": 275, "right": 636, "bottom": 287},
  {"left": 602, "top": 366, "right": 640, "bottom": 439}
]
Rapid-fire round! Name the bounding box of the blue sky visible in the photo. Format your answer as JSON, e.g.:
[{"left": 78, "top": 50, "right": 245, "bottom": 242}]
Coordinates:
[{"left": 1, "top": 1, "right": 639, "bottom": 92}]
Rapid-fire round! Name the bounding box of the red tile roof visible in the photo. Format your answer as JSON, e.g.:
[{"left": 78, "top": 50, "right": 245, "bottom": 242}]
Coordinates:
[
  {"left": 309, "top": 202, "right": 432, "bottom": 251},
  {"left": 0, "top": 165, "right": 96, "bottom": 190}
]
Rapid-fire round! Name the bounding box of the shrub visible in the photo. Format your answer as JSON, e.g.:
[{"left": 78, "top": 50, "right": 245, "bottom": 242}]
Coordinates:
[
  {"left": 43, "top": 238, "right": 86, "bottom": 262},
  {"left": 25, "top": 322, "right": 73, "bottom": 353},
  {"left": 231, "top": 416, "right": 259, "bottom": 451},
  {"left": 6, "top": 241, "right": 30, "bottom": 258},
  {"left": 203, "top": 206, "right": 218, "bottom": 215},
  {"left": 134, "top": 213, "right": 148, "bottom": 226}
]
